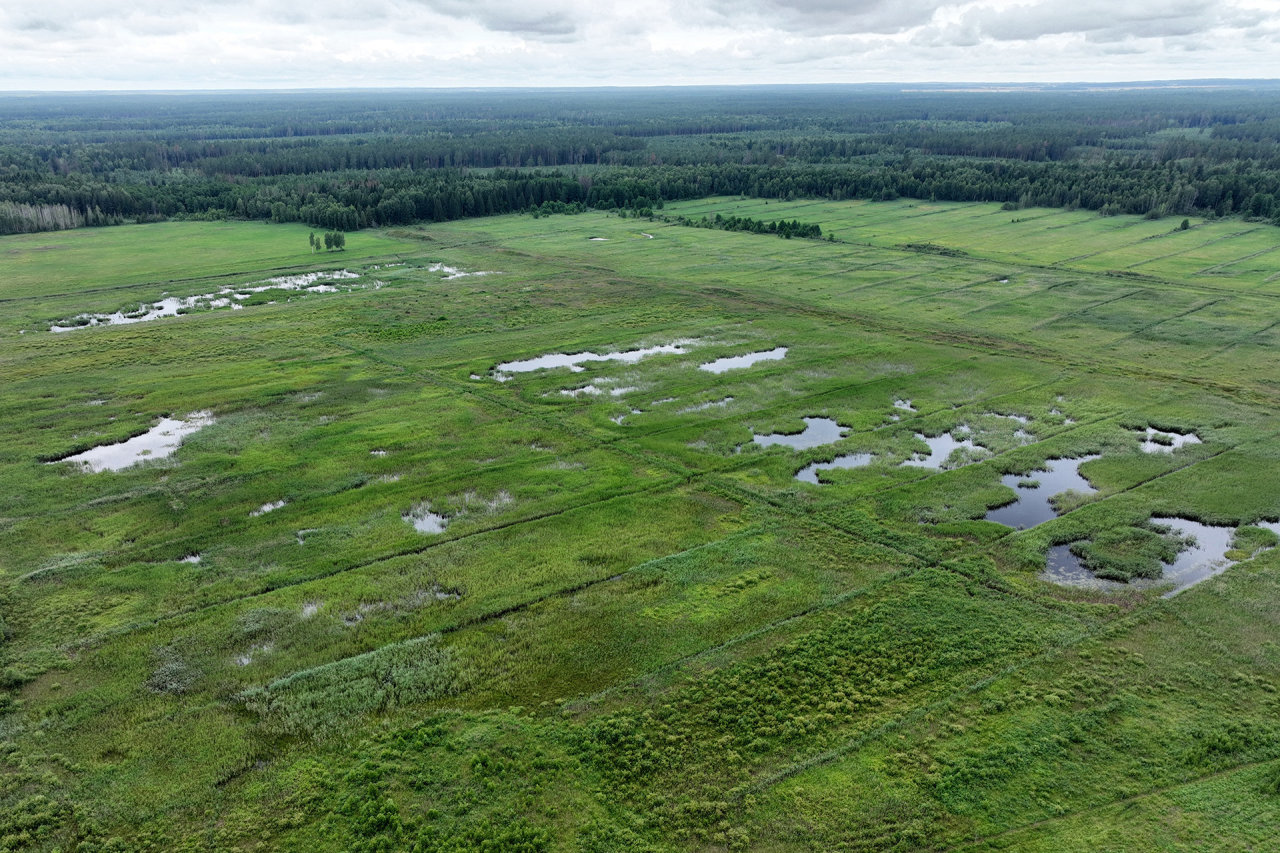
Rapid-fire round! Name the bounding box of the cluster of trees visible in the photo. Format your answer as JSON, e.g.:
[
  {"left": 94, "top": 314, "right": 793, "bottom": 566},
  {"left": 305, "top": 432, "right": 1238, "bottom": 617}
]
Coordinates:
[
  {"left": 529, "top": 200, "right": 587, "bottom": 217},
  {"left": 0, "top": 201, "right": 82, "bottom": 233},
  {"left": 309, "top": 230, "right": 345, "bottom": 251},
  {"left": 4, "top": 84, "right": 1280, "bottom": 235},
  {"left": 670, "top": 212, "right": 824, "bottom": 239}
]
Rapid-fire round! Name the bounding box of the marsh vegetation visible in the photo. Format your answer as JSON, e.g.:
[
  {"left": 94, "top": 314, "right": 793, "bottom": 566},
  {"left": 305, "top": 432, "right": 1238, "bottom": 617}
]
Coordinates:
[{"left": 3, "top": 119, "right": 1280, "bottom": 850}]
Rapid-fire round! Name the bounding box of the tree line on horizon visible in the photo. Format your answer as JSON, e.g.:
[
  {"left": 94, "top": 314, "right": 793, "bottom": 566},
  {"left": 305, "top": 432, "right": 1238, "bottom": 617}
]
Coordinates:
[{"left": 2, "top": 87, "right": 1280, "bottom": 235}]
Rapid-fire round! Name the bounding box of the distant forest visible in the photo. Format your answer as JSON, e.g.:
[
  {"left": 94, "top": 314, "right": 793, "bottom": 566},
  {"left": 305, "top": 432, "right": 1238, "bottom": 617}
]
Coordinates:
[{"left": 3, "top": 84, "right": 1280, "bottom": 235}]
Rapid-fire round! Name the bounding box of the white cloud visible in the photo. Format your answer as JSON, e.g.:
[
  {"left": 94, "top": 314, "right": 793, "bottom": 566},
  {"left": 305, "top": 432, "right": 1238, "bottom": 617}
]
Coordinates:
[{"left": 0, "top": 0, "right": 1274, "bottom": 88}]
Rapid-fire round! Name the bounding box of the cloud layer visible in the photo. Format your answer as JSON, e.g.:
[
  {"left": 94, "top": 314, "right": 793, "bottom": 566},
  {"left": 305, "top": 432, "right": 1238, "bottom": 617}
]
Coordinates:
[{"left": 0, "top": 0, "right": 1275, "bottom": 89}]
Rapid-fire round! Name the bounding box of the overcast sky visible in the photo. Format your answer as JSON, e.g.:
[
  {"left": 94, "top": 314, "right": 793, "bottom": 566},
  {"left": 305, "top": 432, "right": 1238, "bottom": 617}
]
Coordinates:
[{"left": 1, "top": 0, "right": 1277, "bottom": 90}]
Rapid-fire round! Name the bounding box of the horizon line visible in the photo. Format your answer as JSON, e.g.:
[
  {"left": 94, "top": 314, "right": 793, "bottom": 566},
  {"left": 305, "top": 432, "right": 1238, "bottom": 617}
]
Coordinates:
[{"left": 3, "top": 78, "right": 1280, "bottom": 96}]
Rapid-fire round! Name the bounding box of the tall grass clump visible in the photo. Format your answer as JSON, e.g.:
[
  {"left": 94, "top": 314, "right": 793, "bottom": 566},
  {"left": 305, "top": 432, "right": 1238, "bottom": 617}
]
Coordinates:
[{"left": 241, "top": 634, "right": 468, "bottom": 736}]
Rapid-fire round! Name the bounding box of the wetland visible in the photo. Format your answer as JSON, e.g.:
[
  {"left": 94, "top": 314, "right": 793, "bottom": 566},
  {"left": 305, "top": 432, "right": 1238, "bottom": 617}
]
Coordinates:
[{"left": 6, "top": 170, "right": 1280, "bottom": 852}]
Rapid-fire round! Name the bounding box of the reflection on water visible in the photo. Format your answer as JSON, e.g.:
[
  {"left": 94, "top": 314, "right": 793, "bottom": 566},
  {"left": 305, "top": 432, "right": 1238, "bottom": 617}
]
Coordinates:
[
  {"left": 404, "top": 503, "right": 449, "bottom": 534},
  {"left": 699, "top": 347, "right": 788, "bottom": 374},
  {"left": 901, "top": 431, "right": 983, "bottom": 470},
  {"left": 495, "top": 342, "right": 692, "bottom": 379},
  {"left": 752, "top": 417, "right": 849, "bottom": 450},
  {"left": 1150, "top": 516, "right": 1235, "bottom": 596},
  {"left": 795, "top": 453, "right": 874, "bottom": 484},
  {"left": 985, "top": 456, "right": 1098, "bottom": 529},
  {"left": 1042, "top": 516, "right": 1242, "bottom": 597},
  {"left": 52, "top": 411, "right": 214, "bottom": 472},
  {"left": 1139, "top": 427, "right": 1201, "bottom": 454},
  {"left": 427, "top": 263, "right": 498, "bottom": 279},
  {"left": 250, "top": 500, "right": 287, "bottom": 517}
]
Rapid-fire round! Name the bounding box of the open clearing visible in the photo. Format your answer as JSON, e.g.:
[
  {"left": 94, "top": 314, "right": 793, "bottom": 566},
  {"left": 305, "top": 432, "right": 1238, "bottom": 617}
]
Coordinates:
[{"left": 2, "top": 200, "right": 1280, "bottom": 851}]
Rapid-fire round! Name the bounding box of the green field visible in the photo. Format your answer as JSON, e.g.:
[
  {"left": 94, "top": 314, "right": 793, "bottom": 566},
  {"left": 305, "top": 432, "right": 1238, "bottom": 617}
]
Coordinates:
[{"left": 2, "top": 202, "right": 1279, "bottom": 851}]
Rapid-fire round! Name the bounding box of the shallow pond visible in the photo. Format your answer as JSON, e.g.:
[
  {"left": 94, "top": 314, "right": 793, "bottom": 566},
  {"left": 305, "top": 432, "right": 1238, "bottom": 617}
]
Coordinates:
[
  {"left": 752, "top": 417, "right": 849, "bottom": 450},
  {"left": 985, "top": 455, "right": 1099, "bottom": 529},
  {"left": 427, "top": 263, "right": 498, "bottom": 279},
  {"left": 1149, "top": 516, "right": 1236, "bottom": 596},
  {"left": 1139, "top": 427, "right": 1201, "bottom": 454},
  {"left": 699, "top": 346, "right": 788, "bottom": 374},
  {"left": 495, "top": 342, "right": 691, "bottom": 379},
  {"left": 1041, "top": 545, "right": 1130, "bottom": 591},
  {"left": 404, "top": 503, "right": 449, "bottom": 534},
  {"left": 50, "top": 296, "right": 189, "bottom": 331},
  {"left": 560, "top": 383, "right": 637, "bottom": 398},
  {"left": 250, "top": 499, "right": 287, "bottom": 517},
  {"left": 235, "top": 643, "right": 272, "bottom": 667},
  {"left": 53, "top": 411, "right": 214, "bottom": 472},
  {"left": 795, "top": 453, "right": 874, "bottom": 484},
  {"left": 1043, "top": 516, "right": 1240, "bottom": 597},
  {"left": 680, "top": 396, "right": 734, "bottom": 413},
  {"left": 900, "top": 431, "right": 983, "bottom": 470}
]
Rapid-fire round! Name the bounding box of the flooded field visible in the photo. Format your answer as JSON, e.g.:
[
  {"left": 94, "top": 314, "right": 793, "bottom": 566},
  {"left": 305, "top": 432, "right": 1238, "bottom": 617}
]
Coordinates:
[{"left": 50, "top": 270, "right": 365, "bottom": 331}]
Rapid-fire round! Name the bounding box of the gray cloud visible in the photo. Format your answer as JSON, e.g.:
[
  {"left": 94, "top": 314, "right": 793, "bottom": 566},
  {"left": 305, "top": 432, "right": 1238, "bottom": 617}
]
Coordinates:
[
  {"left": 474, "top": 9, "right": 576, "bottom": 36},
  {"left": 708, "top": 0, "right": 945, "bottom": 34},
  {"left": 958, "top": 0, "right": 1266, "bottom": 44},
  {"left": 419, "top": 0, "right": 579, "bottom": 38},
  {"left": 14, "top": 18, "right": 67, "bottom": 32}
]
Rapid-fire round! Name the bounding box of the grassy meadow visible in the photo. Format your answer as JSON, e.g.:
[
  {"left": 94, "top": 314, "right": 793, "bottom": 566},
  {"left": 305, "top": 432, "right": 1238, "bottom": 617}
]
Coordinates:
[{"left": 2, "top": 200, "right": 1279, "bottom": 851}]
